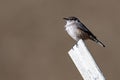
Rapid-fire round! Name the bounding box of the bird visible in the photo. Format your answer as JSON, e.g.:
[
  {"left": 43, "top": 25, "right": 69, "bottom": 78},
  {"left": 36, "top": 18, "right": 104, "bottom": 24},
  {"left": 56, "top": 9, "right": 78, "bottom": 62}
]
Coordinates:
[{"left": 63, "top": 16, "right": 105, "bottom": 47}]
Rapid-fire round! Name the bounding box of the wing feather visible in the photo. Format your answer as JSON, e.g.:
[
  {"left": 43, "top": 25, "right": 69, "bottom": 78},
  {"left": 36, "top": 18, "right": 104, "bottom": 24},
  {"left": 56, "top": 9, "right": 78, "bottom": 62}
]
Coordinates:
[{"left": 77, "top": 22, "right": 96, "bottom": 39}]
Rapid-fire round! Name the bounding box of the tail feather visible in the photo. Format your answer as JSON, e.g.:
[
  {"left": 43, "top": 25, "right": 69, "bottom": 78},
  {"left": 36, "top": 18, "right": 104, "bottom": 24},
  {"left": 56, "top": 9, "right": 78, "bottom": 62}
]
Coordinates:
[
  {"left": 97, "top": 40, "right": 105, "bottom": 47},
  {"left": 90, "top": 36, "right": 105, "bottom": 47}
]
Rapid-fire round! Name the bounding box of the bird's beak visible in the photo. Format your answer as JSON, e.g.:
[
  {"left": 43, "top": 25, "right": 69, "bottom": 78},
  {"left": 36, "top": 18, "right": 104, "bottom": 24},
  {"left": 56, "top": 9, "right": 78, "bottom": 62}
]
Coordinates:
[{"left": 63, "top": 17, "right": 69, "bottom": 20}]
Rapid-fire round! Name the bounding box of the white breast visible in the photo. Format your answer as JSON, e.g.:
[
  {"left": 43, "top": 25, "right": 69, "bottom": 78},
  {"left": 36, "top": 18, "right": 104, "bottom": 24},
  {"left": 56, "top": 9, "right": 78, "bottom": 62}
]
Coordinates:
[{"left": 65, "top": 22, "right": 80, "bottom": 41}]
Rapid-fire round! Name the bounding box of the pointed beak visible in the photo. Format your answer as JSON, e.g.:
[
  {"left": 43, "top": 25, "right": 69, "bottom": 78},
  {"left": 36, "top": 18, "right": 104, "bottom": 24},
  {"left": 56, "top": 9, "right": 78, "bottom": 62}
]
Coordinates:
[{"left": 63, "top": 17, "right": 69, "bottom": 20}]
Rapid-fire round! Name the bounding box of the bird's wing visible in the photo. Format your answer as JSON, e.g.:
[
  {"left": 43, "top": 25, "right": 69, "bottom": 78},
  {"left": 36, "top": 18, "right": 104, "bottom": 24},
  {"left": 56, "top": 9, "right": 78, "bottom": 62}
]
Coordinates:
[{"left": 78, "top": 22, "right": 96, "bottom": 38}]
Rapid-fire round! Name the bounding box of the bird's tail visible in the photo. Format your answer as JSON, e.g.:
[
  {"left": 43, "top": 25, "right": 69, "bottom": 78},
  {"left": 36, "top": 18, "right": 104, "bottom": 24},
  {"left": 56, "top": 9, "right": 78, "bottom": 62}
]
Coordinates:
[
  {"left": 96, "top": 39, "right": 105, "bottom": 47},
  {"left": 90, "top": 36, "right": 105, "bottom": 47}
]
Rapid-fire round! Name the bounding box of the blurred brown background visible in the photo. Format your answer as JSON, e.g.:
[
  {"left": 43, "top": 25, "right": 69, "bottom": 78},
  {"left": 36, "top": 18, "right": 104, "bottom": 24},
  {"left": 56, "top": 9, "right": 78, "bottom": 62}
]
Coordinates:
[{"left": 0, "top": 0, "right": 120, "bottom": 80}]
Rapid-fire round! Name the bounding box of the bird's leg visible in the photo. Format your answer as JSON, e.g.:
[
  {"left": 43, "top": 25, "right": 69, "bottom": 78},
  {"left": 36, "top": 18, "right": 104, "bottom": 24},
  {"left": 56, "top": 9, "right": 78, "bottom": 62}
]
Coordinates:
[{"left": 76, "top": 42, "right": 79, "bottom": 47}]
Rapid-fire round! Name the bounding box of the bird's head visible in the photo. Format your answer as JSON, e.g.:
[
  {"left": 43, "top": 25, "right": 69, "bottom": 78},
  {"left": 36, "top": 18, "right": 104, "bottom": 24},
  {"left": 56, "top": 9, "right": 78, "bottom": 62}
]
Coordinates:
[{"left": 63, "top": 16, "right": 80, "bottom": 25}]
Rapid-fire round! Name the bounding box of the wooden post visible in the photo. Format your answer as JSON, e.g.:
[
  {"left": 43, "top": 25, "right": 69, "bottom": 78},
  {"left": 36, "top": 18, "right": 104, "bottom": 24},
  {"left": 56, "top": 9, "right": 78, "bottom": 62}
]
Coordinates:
[{"left": 68, "top": 39, "right": 105, "bottom": 80}]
